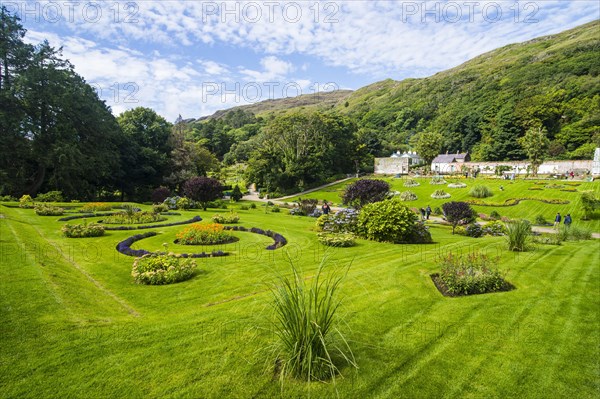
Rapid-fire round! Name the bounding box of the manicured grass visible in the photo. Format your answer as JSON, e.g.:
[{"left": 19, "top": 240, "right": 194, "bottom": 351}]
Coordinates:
[
  {"left": 1, "top": 202, "right": 598, "bottom": 398},
  {"left": 285, "top": 177, "right": 600, "bottom": 232}
]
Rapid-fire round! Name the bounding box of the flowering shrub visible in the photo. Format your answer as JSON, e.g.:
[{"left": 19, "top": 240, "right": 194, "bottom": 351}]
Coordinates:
[
  {"left": 436, "top": 252, "right": 508, "bottom": 296},
  {"left": 152, "top": 203, "right": 170, "bottom": 214},
  {"left": 19, "top": 195, "right": 34, "bottom": 208},
  {"left": 308, "top": 209, "right": 323, "bottom": 218},
  {"left": 101, "top": 211, "right": 165, "bottom": 225},
  {"left": 406, "top": 221, "right": 433, "bottom": 244},
  {"left": 483, "top": 221, "right": 508, "bottom": 236},
  {"left": 447, "top": 182, "right": 467, "bottom": 188},
  {"left": 177, "top": 197, "right": 194, "bottom": 210},
  {"left": 212, "top": 211, "right": 240, "bottom": 224},
  {"left": 62, "top": 222, "right": 105, "bottom": 238},
  {"left": 317, "top": 232, "right": 356, "bottom": 247},
  {"left": 80, "top": 202, "right": 113, "bottom": 212},
  {"left": 315, "top": 208, "right": 359, "bottom": 233},
  {"left": 289, "top": 207, "right": 304, "bottom": 216},
  {"left": 403, "top": 179, "right": 420, "bottom": 187},
  {"left": 465, "top": 223, "right": 484, "bottom": 238},
  {"left": 35, "top": 204, "right": 64, "bottom": 216},
  {"left": 399, "top": 191, "right": 418, "bottom": 201},
  {"left": 131, "top": 254, "right": 196, "bottom": 285},
  {"left": 175, "top": 223, "right": 233, "bottom": 245},
  {"left": 431, "top": 190, "right": 451, "bottom": 199},
  {"left": 430, "top": 177, "right": 447, "bottom": 185}
]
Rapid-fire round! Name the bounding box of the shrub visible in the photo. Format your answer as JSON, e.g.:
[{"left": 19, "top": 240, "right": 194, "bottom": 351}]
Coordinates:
[
  {"left": 403, "top": 179, "right": 420, "bottom": 187},
  {"left": 399, "top": 191, "right": 418, "bottom": 201},
  {"left": 580, "top": 191, "right": 600, "bottom": 220},
  {"left": 183, "top": 177, "right": 223, "bottom": 210},
  {"left": 19, "top": 195, "right": 34, "bottom": 208},
  {"left": 558, "top": 225, "right": 592, "bottom": 241},
  {"left": 430, "top": 177, "right": 446, "bottom": 185},
  {"left": 270, "top": 205, "right": 281, "bottom": 213},
  {"left": 357, "top": 198, "right": 425, "bottom": 243},
  {"left": 102, "top": 212, "right": 165, "bottom": 225},
  {"left": 152, "top": 203, "right": 170, "bottom": 214},
  {"left": 151, "top": 187, "right": 171, "bottom": 204},
  {"left": 407, "top": 221, "right": 433, "bottom": 244},
  {"left": 80, "top": 202, "right": 113, "bottom": 212},
  {"left": 230, "top": 185, "right": 243, "bottom": 202},
  {"left": 437, "top": 252, "right": 507, "bottom": 295},
  {"left": 465, "top": 223, "right": 484, "bottom": 238},
  {"left": 483, "top": 221, "right": 508, "bottom": 236},
  {"left": 431, "top": 189, "right": 450, "bottom": 199},
  {"left": 208, "top": 199, "right": 228, "bottom": 209},
  {"left": 176, "top": 197, "right": 194, "bottom": 210},
  {"left": 131, "top": 254, "right": 196, "bottom": 285},
  {"left": 433, "top": 207, "right": 442, "bottom": 215},
  {"left": 505, "top": 220, "right": 531, "bottom": 251},
  {"left": 534, "top": 215, "right": 548, "bottom": 225},
  {"left": 240, "top": 205, "right": 249, "bottom": 210},
  {"left": 62, "top": 222, "right": 105, "bottom": 238},
  {"left": 35, "top": 191, "right": 63, "bottom": 202},
  {"left": 532, "top": 233, "right": 562, "bottom": 246},
  {"left": 454, "top": 226, "right": 467, "bottom": 236},
  {"left": 447, "top": 182, "right": 467, "bottom": 188},
  {"left": 315, "top": 208, "right": 359, "bottom": 234},
  {"left": 308, "top": 209, "right": 322, "bottom": 218},
  {"left": 212, "top": 211, "right": 240, "bottom": 224},
  {"left": 442, "top": 201, "right": 476, "bottom": 234},
  {"left": 34, "top": 204, "right": 64, "bottom": 216},
  {"left": 296, "top": 198, "right": 318, "bottom": 216},
  {"left": 250, "top": 203, "right": 257, "bottom": 209},
  {"left": 175, "top": 223, "right": 233, "bottom": 245},
  {"left": 489, "top": 210, "right": 501, "bottom": 220},
  {"left": 317, "top": 232, "right": 356, "bottom": 247},
  {"left": 0, "top": 195, "right": 16, "bottom": 201},
  {"left": 270, "top": 260, "right": 356, "bottom": 382},
  {"left": 342, "top": 179, "right": 390, "bottom": 209},
  {"left": 469, "top": 185, "right": 493, "bottom": 198}
]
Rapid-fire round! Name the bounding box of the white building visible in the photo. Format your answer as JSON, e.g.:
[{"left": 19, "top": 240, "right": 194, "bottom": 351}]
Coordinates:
[
  {"left": 374, "top": 150, "right": 423, "bottom": 174},
  {"left": 593, "top": 148, "right": 600, "bottom": 176},
  {"left": 431, "top": 152, "right": 471, "bottom": 174}
]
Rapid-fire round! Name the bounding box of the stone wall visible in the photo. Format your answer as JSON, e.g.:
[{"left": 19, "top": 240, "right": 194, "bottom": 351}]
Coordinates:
[{"left": 465, "top": 160, "right": 593, "bottom": 175}]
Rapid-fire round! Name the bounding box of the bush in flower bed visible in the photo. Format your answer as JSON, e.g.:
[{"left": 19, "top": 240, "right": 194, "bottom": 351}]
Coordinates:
[
  {"left": 403, "top": 179, "right": 420, "bottom": 187},
  {"left": 465, "top": 223, "right": 484, "bottom": 238},
  {"left": 357, "top": 198, "right": 432, "bottom": 244},
  {"left": 35, "top": 190, "right": 64, "bottom": 202},
  {"left": 483, "top": 221, "right": 507, "bottom": 236},
  {"left": 433, "top": 252, "right": 509, "bottom": 296},
  {"left": 62, "top": 222, "right": 105, "bottom": 238},
  {"left": 317, "top": 232, "right": 356, "bottom": 247},
  {"left": 103, "top": 216, "right": 202, "bottom": 231},
  {"left": 35, "top": 203, "right": 64, "bottom": 216},
  {"left": 131, "top": 254, "right": 197, "bottom": 285},
  {"left": 430, "top": 177, "right": 447, "bottom": 185},
  {"left": 315, "top": 208, "right": 359, "bottom": 234},
  {"left": 101, "top": 211, "right": 166, "bottom": 225},
  {"left": 447, "top": 182, "right": 467, "bottom": 188},
  {"left": 175, "top": 223, "right": 233, "bottom": 245},
  {"left": 212, "top": 211, "right": 240, "bottom": 224},
  {"left": 152, "top": 203, "right": 170, "bottom": 214},
  {"left": 19, "top": 195, "right": 34, "bottom": 208},
  {"left": 399, "top": 191, "right": 418, "bottom": 201},
  {"left": 431, "top": 190, "right": 451, "bottom": 199},
  {"left": 80, "top": 202, "right": 114, "bottom": 212}
]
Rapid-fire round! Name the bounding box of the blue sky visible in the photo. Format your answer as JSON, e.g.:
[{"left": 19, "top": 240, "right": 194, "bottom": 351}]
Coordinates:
[{"left": 7, "top": 0, "right": 599, "bottom": 121}]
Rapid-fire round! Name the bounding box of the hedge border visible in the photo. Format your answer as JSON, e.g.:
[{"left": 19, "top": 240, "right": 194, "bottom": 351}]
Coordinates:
[{"left": 223, "top": 225, "right": 287, "bottom": 250}]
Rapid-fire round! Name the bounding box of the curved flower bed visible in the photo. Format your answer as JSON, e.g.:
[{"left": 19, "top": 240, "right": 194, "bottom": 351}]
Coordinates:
[
  {"left": 223, "top": 226, "right": 287, "bottom": 250},
  {"left": 58, "top": 212, "right": 119, "bottom": 222},
  {"left": 116, "top": 231, "right": 228, "bottom": 258},
  {"left": 465, "top": 197, "right": 569, "bottom": 207},
  {"left": 448, "top": 182, "right": 467, "bottom": 188}
]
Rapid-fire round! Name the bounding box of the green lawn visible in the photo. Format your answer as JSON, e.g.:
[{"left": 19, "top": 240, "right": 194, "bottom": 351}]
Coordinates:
[
  {"left": 1, "top": 202, "right": 599, "bottom": 398},
  {"left": 285, "top": 177, "right": 600, "bottom": 232}
]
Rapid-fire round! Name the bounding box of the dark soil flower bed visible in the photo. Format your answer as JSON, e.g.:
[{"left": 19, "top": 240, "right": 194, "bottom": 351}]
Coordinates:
[
  {"left": 115, "top": 231, "right": 228, "bottom": 258},
  {"left": 223, "top": 225, "right": 287, "bottom": 250},
  {"left": 174, "top": 236, "right": 240, "bottom": 245},
  {"left": 103, "top": 216, "right": 202, "bottom": 230},
  {"left": 430, "top": 273, "right": 515, "bottom": 297}
]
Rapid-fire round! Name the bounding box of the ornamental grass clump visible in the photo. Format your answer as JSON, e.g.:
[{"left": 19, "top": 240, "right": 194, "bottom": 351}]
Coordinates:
[
  {"left": 469, "top": 185, "right": 493, "bottom": 198},
  {"left": 175, "top": 223, "right": 233, "bottom": 245},
  {"left": 270, "top": 259, "right": 356, "bottom": 383},
  {"left": 437, "top": 252, "right": 507, "bottom": 296},
  {"left": 505, "top": 219, "right": 531, "bottom": 252},
  {"left": 131, "top": 254, "right": 197, "bottom": 285}
]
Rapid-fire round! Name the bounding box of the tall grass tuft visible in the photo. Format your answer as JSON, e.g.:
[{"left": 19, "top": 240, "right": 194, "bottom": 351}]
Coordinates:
[
  {"left": 505, "top": 220, "right": 531, "bottom": 251},
  {"left": 270, "top": 258, "right": 357, "bottom": 384},
  {"left": 469, "top": 185, "right": 493, "bottom": 198}
]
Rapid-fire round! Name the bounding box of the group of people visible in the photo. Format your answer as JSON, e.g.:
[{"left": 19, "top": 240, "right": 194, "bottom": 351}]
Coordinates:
[
  {"left": 420, "top": 205, "right": 432, "bottom": 220},
  {"left": 554, "top": 212, "right": 572, "bottom": 228}
]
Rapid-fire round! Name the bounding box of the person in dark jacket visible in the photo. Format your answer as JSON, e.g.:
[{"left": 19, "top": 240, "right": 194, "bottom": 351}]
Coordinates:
[
  {"left": 553, "top": 212, "right": 561, "bottom": 228},
  {"left": 322, "top": 200, "right": 331, "bottom": 215},
  {"left": 564, "top": 214, "right": 572, "bottom": 227},
  {"left": 425, "top": 205, "right": 432, "bottom": 220}
]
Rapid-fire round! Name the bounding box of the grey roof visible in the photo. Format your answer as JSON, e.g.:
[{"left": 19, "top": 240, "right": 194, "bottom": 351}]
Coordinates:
[{"left": 432, "top": 153, "right": 469, "bottom": 163}]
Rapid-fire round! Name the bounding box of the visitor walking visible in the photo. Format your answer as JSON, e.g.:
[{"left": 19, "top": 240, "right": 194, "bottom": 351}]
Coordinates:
[
  {"left": 322, "top": 200, "right": 331, "bottom": 215},
  {"left": 425, "top": 205, "right": 432, "bottom": 220},
  {"left": 564, "top": 214, "right": 572, "bottom": 227},
  {"left": 419, "top": 207, "right": 426, "bottom": 220},
  {"left": 554, "top": 212, "right": 561, "bottom": 228}
]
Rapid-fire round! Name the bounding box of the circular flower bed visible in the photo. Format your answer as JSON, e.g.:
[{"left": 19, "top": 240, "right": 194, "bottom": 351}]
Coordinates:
[
  {"left": 399, "top": 191, "right": 418, "bottom": 201},
  {"left": 403, "top": 179, "right": 420, "bottom": 187},
  {"left": 430, "top": 177, "right": 447, "bottom": 185},
  {"left": 431, "top": 190, "right": 451, "bottom": 199},
  {"left": 447, "top": 182, "right": 467, "bottom": 188},
  {"left": 175, "top": 223, "right": 236, "bottom": 245},
  {"left": 101, "top": 211, "right": 166, "bottom": 224},
  {"left": 132, "top": 254, "right": 197, "bottom": 285}
]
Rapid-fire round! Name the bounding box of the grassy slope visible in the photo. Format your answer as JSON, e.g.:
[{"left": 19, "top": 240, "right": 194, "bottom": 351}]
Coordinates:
[
  {"left": 0, "top": 203, "right": 599, "bottom": 398},
  {"left": 285, "top": 177, "right": 600, "bottom": 232}
]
